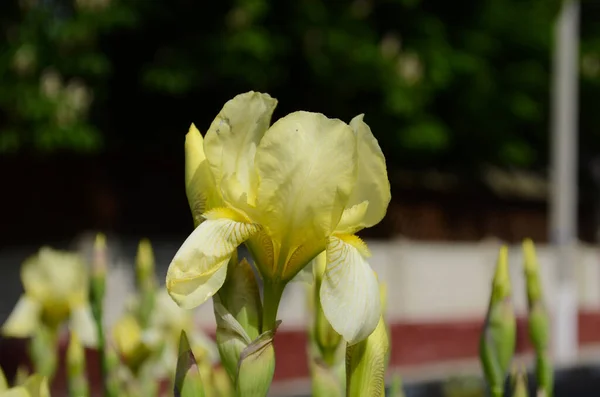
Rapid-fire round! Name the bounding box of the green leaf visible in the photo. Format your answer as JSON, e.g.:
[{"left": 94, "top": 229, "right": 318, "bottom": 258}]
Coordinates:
[{"left": 174, "top": 331, "right": 206, "bottom": 397}]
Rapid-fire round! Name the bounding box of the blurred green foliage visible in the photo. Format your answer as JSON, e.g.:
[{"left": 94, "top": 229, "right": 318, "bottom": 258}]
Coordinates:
[
  {"left": 3, "top": 0, "right": 600, "bottom": 173},
  {"left": 0, "top": 0, "right": 137, "bottom": 152}
]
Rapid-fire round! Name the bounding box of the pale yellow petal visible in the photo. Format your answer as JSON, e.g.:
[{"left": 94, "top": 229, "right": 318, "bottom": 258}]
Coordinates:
[
  {"left": 0, "top": 387, "right": 29, "bottom": 397},
  {"left": 337, "top": 115, "right": 390, "bottom": 233},
  {"left": 69, "top": 303, "right": 98, "bottom": 347},
  {"left": 204, "top": 91, "right": 278, "bottom": 206},
  {"left": 21, "top": 247, "right": 87, "bottom": 306},
  {"left": 320, "top": 236, "right": 381, "bottom": 344},
  {"left": 255, "top": 111, "right": 358, "bottom": 272},
  {"left": 2, "top": 295, "right": 41, "bottom": 338},
  {"left": 185, "top": 124, "right": 221, "bottom": 226},
  {"left": 335, "top": 201, "right": 369, "bottom": 235},
  {"left": 166, "top": 214, "right": 260, "bottom": 309}
]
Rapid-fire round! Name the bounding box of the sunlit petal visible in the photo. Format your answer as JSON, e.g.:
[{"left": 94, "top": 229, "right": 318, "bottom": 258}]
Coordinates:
[
  {"left": 255, "top": 111, "right": 357, "bottom": 274},
  {"left": 204, "top": 91, "right": 278, "bottom": 207},
  {"left": 337, "top": 115, "right": 390, "bottom": 233},
  {"left": 1, "top": 295, "right": 41, "bottom": 338},
  {"left": 166, "top": 210, "right": 260, "bottom": 309},
  {"left": 185, "top": 123, "right": 221, "bottom": 226},
  {"left": 320, "top": 235, "right": 380, "bottom": 344}
]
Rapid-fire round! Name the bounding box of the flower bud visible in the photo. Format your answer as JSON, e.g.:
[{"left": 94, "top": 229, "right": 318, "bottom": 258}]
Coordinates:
[
  {"left": 310, "top": 358, "right": 344, "bottom": 397},
  {"left": 136, "top": 238, "right": 156, "bottom": 292},
  {"left": 479, "top": 246, "right": 516, "bottom": 397},
  {"left": 67, "top": 332, "right": 89, "bottom": 397},
  {"left": 214, "top": 257, "right": 262, "bottom": 381},
  {"left": 522, "top": 239, "right": 553, "bottom": 397},
  {"left": 236, "top": 325, "right": 278, "bottom": 397},
  {"left": 345, "top": 314, "right": 389, "bottom": 397}
]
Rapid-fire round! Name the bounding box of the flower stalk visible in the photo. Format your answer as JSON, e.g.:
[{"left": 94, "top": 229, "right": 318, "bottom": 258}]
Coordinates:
[
  {"left": 90, "top": 233, "right": 113, "bottom": 397},
  {"left": 479, "top": 245, "right": 516, "bottom": 397}
]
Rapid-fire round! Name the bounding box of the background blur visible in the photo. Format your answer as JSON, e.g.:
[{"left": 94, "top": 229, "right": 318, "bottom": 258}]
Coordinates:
[{"left": 2, "top": 0, "right": 600, "bottom": 394}]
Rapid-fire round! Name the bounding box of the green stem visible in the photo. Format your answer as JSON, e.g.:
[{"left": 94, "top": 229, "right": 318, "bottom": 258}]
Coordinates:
[
  {"left": 262, "top": 281, "right": 285, "bottom": 332},
  {"left": 90, "top": 275, "right": 114, "bottom": 397}
]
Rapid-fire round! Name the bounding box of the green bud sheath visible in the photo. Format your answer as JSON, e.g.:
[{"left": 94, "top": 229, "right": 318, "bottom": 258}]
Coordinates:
[
  {"left": 389, "top": 373, "right": 407, "bottom": 397},
  {"left": 311, "top": 358, "right": 344, "bottom": 397},
  {"left": 214, "top": 257, "right": 263, "bottom": 382},
  {"left": 218, "top": 257, "right": 262, "bottom": 340},
  {"left": 522, "top": 239, "right": 553, "bottom": 397},
  {"left": 175, "top": 331, "right": 206, "bottom": 397},
  {"left": 236, "top": 324, "right": 279, "bottom": 397},
  {"left": 479, "top": 246, "right": 516, "bottom": 397},
  {"left": 345, "top": 315, "right": 389, "bottom": 397}
]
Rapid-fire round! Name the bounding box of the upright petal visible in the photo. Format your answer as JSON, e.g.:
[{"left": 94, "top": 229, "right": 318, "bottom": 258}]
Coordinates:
[
  {"left": 255, "top": 111, "right": 357, "bottom": 274},
  {"left": 166, "top": 208, "right": 260, "bottom": 309},
  {"left": 337, "top": 115, "right": 390, "bottom": 234},
  {"left": 185, "top": 124, "right": 221, "bottom": 226},
  {"left": 204, "top": 92, "right": 278, "bottom": 206},
  {"left": 1, "top": 295, "right": 41, "bottom": 338},
  {"left": 320, "top": 235, "right": 380, "bottom": 344}
]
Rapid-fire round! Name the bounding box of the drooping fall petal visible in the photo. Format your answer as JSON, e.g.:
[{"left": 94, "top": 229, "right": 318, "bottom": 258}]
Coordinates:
[
  {"left": 166, "top": 208, "right": 260, "bottom": 308},
  {"left": 1, "top": 295, "right": 41, "bottom": 338},
  {"left": 320, "top": 235, "right": 381, "bottom": 344}
]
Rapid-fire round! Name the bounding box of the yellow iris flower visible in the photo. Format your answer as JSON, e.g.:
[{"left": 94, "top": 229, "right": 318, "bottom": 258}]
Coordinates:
[
  {"left": 2, "top": 247, "right": 97, "bottom": 346},
  {"left": 0, "top": 370, "right": 50, "bottom": 397},
  {"left": 111, "top": 289, "right": 218, "bottom": 375},
  {"left": 166, "top": 91, "right": 390, "bottom": 344}
]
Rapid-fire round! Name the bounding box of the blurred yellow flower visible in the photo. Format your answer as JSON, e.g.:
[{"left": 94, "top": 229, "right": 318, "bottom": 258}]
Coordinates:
[
  {"left": 0, "top": 373, "right": 50, "bottom": 397},
  {"left": 2, "top": 247, "right": 97, "bottom": 346},
  {"left": 112, "top": 288, "right": 217, "bottom": 376},
  {"left": 167, "top": 91, "right": 390, "bottom": 343}
]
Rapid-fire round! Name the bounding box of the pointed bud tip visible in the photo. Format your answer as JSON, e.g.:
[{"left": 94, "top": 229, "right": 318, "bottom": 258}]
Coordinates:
[
  {"left": 522, "top": 238, "right": 539, "bottom": 274},
  {"left": 93, "top": 233, "right": 107, "bottom": 276},
  {"left": 67, "top": 332, "right": 85, "bottom": 367},
  {"left": 94, "top": 233, "right": 106, "bottom": 250},
  {"left": 494, "top": 245, "right": 510, "bottom": 283}
]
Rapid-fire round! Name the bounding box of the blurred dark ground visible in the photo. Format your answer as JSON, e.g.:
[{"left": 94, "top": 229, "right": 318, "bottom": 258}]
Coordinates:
[{"left": 2, "top": 0, "right": 600, "bottom": 248}]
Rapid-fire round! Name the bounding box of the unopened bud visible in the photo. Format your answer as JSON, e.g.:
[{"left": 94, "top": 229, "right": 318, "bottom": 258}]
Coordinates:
[
  {"left": 214, "top": 257, "right": 262, "bottom": 381},
  {"left": 136, "top": 238, "right": 156, "bottom": 291},
  {"left": 67, "top": 332, "right": 89, "bottom": 397},
  {"left": 0, "top": 366, "right": 7, "bottom": 391},
  {"left": 346, "top": 314, "right": 389, "bottom": 397},
  {"left": 236, "top": 325, "right": 278, "bottom": 397},
  {"left": 479, "top": 246, "right": 516, "bottom": 397},
  {"left": 93, "top": 233, "right": 107, "bottom": 278}
]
